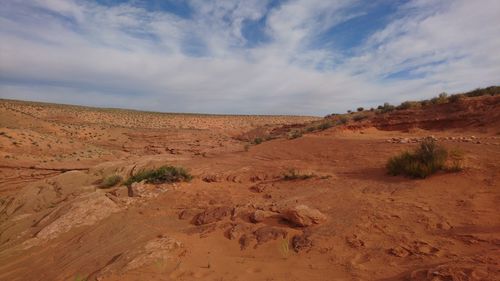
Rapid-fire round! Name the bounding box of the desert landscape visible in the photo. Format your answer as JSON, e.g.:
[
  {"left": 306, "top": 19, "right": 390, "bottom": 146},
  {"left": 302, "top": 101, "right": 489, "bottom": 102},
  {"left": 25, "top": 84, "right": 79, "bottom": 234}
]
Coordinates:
[{"left": 0, "top": 88, "right": 499, "bottom": 281}]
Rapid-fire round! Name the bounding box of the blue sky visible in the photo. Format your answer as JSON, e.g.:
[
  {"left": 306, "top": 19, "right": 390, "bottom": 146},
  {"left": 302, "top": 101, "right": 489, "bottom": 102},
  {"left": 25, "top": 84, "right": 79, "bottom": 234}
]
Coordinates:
[{"left": 0, "top": 0, "right": 499, "bottom": 115}]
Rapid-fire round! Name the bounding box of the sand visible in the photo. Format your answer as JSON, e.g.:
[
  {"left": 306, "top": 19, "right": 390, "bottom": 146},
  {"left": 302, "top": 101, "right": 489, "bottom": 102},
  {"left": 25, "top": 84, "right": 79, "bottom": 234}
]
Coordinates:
[{"left": 0, "top": 97, "right": 499, "bottom": 281}]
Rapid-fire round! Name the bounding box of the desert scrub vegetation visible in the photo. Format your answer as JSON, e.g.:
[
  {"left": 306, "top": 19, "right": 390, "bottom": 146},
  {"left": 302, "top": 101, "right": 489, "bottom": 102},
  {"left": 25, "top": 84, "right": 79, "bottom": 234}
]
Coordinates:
[
  {"left": 252, "top": 137, "right": 263, "bottom": 145},
  {"left": 431, "top": 92, "right": 449, "bottom": 105},
  {"left": 386, "top": 138, "right": 464, "bottom": 178},
  {"left": 377, "top": 102, "right": 396, "bottom": 113},
  {"left": 397, "top": 101, "right": 421, "bottom": 110},
  {"left": 352, "top": 114, "right": 368, "bottom": 122},
  {"left": 125, "top": 165, "right": 192, "bottom": 186},
  {"left": 464, "top": 86, "right": 500, "bottom": 97},
  {"left": 288, "top": 130, "right": 303, "bottom": 139},
  {"left": 283, "top": 169, "right": 314, "bottom": 180},
  {"left": 99, "top": 174, "right": 122, "bottom": 188}
]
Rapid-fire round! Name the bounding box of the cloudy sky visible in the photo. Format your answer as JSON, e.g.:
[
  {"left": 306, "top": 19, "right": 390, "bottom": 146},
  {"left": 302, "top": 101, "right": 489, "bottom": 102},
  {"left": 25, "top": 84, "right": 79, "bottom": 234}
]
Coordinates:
[{"left": 0, "top": 0, "right": 499, "bottom": 115}]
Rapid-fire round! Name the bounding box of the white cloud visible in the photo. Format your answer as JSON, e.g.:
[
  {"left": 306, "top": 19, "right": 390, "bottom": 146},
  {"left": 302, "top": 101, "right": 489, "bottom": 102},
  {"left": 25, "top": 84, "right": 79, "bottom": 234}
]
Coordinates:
[{"left": 0, "top": 0, "right": 499, "bottom": 115}]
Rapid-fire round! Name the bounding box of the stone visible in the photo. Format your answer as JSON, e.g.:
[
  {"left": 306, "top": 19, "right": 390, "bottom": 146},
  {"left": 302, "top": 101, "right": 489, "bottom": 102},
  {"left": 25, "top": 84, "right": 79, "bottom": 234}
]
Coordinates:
[
  {"left": 282, "top": 205, "right": 327, "bottom": 227},
  {"left": 250, "top": 210, "right": 280, "bottom": 223}
]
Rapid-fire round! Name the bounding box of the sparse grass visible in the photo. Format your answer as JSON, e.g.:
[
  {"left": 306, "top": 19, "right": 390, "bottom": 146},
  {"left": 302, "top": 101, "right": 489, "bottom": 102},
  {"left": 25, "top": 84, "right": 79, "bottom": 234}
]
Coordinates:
[
  {"left": 99, "top": 174, "right": 122, "bottom": 189},
  {"left": 125, "top": 165, "right": 192, "bottom": 186},
  {"left": 279, "top": 237, "right": 290, "bottom": 259},
  {"left": 283, "top": 169, "right": 314, "bottom": 180},
  {"left": 445, "top": 149, "right": 465, "bottom": 172},
  {"left": 386, "top": 138, "right": 463, "bottom": 178}
]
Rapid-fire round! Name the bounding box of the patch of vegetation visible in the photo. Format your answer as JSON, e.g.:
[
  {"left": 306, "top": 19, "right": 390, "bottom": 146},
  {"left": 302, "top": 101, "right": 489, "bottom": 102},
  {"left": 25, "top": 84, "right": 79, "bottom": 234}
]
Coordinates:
[
  {"left": 279, "top": 237, "right": 290, "bottom": 259},
  {"left": 352, "top": 114, "right": 368, "bottom": 122},
  {"left": 377, "top": 102, "right": 396, "bottom": 113},
  {"left": 448, "top": 94, "right": 464, "bottom": 103},
  {"left": 283, "top": 169, "right": 314, "bottom": 180},
  {"left": 288, "top": 130, "right": 303, "bottom": 139},
  {"left": 357, "top": 107, "right": 364, "bottom": 112},
  {"left": 464, "top": 86, "right": 500, "bottom": 97},
  {"left": 337, "top": 116, "right": 349, "bottom": 125},
  {"left": 397, "top": 101, "right": 421, "bottom": 110},
  {"left": 386, "top": 139, "right": 464, "bottom": 178},
  {"left": 430, "top": 92, "right": 449, "bottom": 105},
  {"left": 99, "top": 174, "right": 122, "bottom": 189},
  {"left": 252, "top": 137, "right": 263, "bottom": 145},
  {"left": 445, "top": 149, "right": 465, "bottom": 172},
  {"left": 125, "top": 166, "right": 192, "bottom": 186},
  {"left": 316, "top": 120, "right": 334, "bottom": 130}
]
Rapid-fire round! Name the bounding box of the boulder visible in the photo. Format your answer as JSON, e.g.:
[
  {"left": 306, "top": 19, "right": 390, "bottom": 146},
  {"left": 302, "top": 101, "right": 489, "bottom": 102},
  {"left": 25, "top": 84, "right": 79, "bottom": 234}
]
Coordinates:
[
  {"left": 282, "top": 205, "right": 327, "bottom": 227},
  {"left": 193, "top": 206, "right": 232, "bottom": 225},
  {"left": 250, "top": 210, "right": 280, "bottom": 223}
]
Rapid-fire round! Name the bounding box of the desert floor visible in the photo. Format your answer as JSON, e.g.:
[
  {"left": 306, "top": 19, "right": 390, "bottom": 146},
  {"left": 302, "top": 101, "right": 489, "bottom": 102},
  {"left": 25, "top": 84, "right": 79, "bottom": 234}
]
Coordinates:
[{"left": 0, "top": 99, "right": 499, "bottom": 281}]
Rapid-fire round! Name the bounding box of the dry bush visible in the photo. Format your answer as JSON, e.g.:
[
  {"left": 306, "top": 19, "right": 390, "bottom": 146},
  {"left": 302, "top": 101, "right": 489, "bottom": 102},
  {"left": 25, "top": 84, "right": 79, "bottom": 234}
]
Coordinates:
[
  {"left": 125, "top": 166, "right": 192, "bottom": 186},
  {"left": 386, "top": 139, "right": 463, "bottom": 178}
]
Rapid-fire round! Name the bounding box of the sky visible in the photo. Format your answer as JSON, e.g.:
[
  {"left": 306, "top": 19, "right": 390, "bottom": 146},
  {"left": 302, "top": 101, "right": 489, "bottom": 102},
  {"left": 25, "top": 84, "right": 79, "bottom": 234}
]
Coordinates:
[{"left": 0, "top": 0, "right": 499, "bottom": 115}]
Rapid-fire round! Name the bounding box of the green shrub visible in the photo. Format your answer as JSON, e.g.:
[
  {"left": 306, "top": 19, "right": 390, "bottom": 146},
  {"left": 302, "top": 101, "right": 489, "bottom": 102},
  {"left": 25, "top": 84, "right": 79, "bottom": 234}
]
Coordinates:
[
  {"left": 377, "top": 102, "right": 395, "bottom": 113},
  {"left": 125, "top": 166, "right": 192, "bottom": 186},
  {"left": 386, "top": 139, "right": 462, "bottom": 178},
  {"left": 283, "top": 169, "right": 314, "bottom": 180},
  {"left": 99, "top": 174, "right": 122, "bottom": 188},
  {"left": 357, "top": 107, "right": 364, "bottom": 112},
  {"left": 252, "top": 137, "right": 263, "bottom": 144}
]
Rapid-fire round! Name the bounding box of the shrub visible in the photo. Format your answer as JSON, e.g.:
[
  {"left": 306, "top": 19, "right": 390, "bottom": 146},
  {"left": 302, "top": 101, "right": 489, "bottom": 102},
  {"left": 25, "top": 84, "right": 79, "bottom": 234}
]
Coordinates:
[
  {"left": 420, "top": 99, "right": 431, "bottom": 107},
  {"left": 352, "top": 114, "right": 368, "bottom": 122},
  {"left": 305, "top": 126, "right": 316, "bottom": 132},
  {"left": 464, "top": 86, "right": 500, "bottom": 97},
  {"left": 337, "top": 116, "right": 349, "bottom": 125},
  {"left": 99, "top": 174, "right": 122, "bottom": 188},
  {"left": 357, "top": 107, "right": 364, "bottom": 112},
  {"left": 283, "top": 169, "right": 314, "bottom": 180},
  {"left": 431, "top": 92, "right": 449, "bottom": 105},
  {"left": 377, "top": 102, "right": 395, "bottom": 113},
  {"left": 449, "top": 94, "right": 464, "bottom": 103},
  {"left": 288, "top": 130, "right": 303, "bottom": 139},
  {"left": 397, "top": 101, "right": 421, "bottom": 110},
  {"left": 252, "top": 137, "right": 263, "bottom": 144},
  {"left": 125, "top": 165, "right": 192, "bottom": 186},
  {"left": 317, "top": 120, "right": 334, "bottom": 131},
  {"left": 386, "top": 138, "right": 462, "bottom": 178}
]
